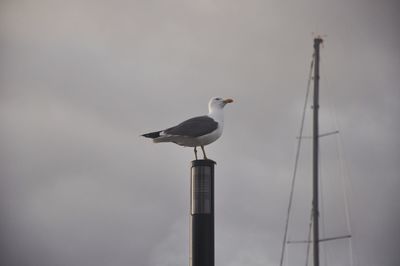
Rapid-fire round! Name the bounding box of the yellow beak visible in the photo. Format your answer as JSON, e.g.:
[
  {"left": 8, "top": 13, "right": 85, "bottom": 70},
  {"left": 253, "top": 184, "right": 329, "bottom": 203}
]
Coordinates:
[{"left": 223, "top": 98, "right": 234, "bottom": 104}]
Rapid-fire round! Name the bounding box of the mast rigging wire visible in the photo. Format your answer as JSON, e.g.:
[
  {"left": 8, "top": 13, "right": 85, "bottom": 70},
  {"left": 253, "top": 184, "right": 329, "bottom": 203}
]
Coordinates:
[
  {"left": 279, "top": 53, "right": 315, "bottom": 266},
  {"left": 321, "top": 57, "right": 357, "bottom": 266},
  {"left": 305, "top": 209, "right": 313, "bottom": 266}
]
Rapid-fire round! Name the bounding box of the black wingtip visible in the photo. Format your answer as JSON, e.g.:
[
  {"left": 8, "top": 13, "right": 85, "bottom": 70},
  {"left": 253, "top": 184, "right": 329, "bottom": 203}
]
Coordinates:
[{"left": 141, "top": 131, "right": 162, "bottom": 139}]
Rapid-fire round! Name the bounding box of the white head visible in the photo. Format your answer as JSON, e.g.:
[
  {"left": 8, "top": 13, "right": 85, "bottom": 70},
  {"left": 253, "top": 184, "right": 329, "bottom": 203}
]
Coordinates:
[{"left": 208, "top": 97, "right": 234, "bottom": 113}]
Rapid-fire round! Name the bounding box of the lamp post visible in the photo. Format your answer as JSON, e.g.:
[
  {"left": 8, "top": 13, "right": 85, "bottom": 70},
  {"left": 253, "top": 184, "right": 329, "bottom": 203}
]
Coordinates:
[{"left": 190, "top": 159, "right": 216, "bottom": 266}]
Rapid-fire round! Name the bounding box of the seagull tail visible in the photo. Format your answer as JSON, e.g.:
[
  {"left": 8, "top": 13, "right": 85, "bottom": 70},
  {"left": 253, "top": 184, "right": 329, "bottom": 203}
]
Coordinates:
[{"left": 141, "top": 131, "right": 162, "bottom": 139}]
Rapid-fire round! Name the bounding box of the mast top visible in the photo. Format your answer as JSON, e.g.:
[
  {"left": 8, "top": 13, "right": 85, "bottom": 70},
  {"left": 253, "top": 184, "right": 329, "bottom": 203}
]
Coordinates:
[{"left": 314, "top": 37, "right": 323, "bottom": 47}]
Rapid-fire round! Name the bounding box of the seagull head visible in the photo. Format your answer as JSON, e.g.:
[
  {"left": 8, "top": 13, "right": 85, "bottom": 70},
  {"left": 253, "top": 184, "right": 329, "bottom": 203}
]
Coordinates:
[{"left": 208, "top": 97, "right": 234, "bottom": 112}]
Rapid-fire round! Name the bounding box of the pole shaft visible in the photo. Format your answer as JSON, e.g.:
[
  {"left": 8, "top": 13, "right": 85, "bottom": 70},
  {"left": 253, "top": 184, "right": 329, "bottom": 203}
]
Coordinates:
[
  {"left": 190, "top": 159, "right": 215, "bottom": 266},
  {"left": 313, "top": 37, "right": 323, "bottom": 266}
]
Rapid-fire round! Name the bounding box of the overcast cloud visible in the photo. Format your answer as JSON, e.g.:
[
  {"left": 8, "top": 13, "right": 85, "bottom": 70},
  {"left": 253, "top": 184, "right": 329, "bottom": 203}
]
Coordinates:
[{"left": 0, "top": 0, "right": 399, "bottom": 266}]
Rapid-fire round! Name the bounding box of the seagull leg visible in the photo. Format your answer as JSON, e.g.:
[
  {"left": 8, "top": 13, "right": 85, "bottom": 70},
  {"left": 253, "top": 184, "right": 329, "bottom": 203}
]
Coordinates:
[
  {"left": 201, "top": 145, "right": 208, "bottom": 160},
  {"left": 194, "top": 147, "right": 198, "bottom": 160}
]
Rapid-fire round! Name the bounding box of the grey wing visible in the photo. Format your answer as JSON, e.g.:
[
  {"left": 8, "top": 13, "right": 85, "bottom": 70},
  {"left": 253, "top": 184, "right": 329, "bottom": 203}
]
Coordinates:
[{"left": 164, "top": 116, "right": 218, "bottom": 137}]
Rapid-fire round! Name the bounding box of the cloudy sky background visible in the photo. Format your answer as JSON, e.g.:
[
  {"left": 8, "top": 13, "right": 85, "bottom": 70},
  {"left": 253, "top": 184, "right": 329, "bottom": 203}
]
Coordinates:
[{"left": 0, "top": 0, "right": 399, "bottom": 265}]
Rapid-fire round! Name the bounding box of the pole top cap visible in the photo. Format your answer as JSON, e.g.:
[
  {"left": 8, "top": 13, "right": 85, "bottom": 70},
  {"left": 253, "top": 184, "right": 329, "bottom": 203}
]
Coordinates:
[{"left": 191, "top": 159, "right": 216, "bottom": 167}]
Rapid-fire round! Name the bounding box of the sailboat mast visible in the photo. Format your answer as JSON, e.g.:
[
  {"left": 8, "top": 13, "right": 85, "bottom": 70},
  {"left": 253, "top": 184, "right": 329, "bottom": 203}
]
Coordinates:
[{"left": 312, "top": 37, "right": 323, "bottom": 266}]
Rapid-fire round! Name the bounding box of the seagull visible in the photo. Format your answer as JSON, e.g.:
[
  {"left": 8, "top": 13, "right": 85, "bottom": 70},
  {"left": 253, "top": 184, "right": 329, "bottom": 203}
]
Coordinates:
[{"left": 142, "top": 97, "right": 233, "bottom": 160}]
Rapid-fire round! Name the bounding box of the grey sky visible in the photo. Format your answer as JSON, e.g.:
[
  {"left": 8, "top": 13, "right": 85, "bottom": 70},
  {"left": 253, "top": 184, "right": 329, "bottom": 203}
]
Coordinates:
[{"left": 0, "top": 0, "right": 399, "bottom": 266}]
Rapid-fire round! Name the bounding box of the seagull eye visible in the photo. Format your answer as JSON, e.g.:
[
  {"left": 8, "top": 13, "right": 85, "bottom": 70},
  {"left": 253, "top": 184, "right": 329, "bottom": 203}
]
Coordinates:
[{"left": 216, "top": 98, "right": 222, "bottom": 101}]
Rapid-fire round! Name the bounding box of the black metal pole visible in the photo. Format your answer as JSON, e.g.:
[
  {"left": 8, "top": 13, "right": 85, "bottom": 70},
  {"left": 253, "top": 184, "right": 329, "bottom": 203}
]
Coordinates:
[
  {"left": 313, "top": 37, "right": 323, "bottom": 266},
  {"left": 190, "top": 159, "right": 215, "bottom": 266}
]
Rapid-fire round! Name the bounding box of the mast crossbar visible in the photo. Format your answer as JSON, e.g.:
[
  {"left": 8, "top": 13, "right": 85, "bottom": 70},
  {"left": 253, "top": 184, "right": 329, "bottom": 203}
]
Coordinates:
[
  {"left": 297, "top": 130, "right": 339, "bottom": 139},
  {"left": 287, "top": 235, "right": 352, "bottom": 244}
]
